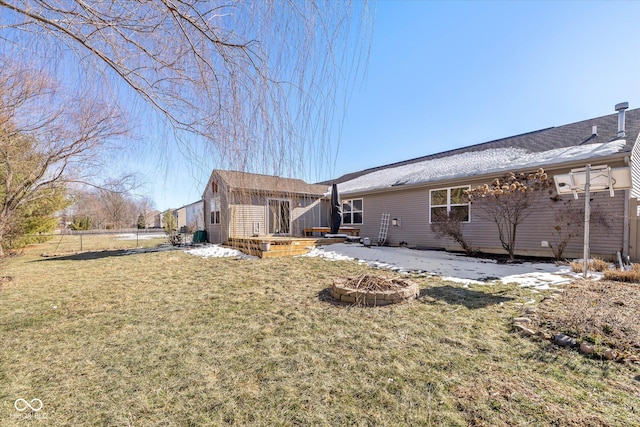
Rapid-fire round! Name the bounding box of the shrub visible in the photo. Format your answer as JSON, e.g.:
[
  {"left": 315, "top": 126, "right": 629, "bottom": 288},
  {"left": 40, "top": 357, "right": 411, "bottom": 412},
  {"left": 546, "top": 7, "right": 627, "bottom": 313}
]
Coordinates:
[
  {"left": 569, "top": 258, "right": 612, "bottom": 273},
  {"left": 466, "top": 168, "right": 553, "bottom": 259},
  {"left": 549, "top": 198, "right": 609, "bottom": 261},
  {"left": 430, "top": 209, "right": 475, "bottom": 255},
  {"left": 591, "top": 258, "right": 611, "bottom": 272},
  {"left": 603, "top": 263, "right": 640, "bottom": 283}
]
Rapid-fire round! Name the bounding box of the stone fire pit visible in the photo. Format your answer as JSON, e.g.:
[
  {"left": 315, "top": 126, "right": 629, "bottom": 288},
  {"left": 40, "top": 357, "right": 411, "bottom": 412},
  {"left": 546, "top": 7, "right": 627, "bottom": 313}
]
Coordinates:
[{"left": 330, "top": 274, "right": 419, "bottom": 306}]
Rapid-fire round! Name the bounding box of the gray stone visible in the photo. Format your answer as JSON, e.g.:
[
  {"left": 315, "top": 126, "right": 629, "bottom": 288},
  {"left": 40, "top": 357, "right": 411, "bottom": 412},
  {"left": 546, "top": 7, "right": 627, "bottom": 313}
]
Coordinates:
[
  {"left": 604, "top": 349, "right": 617, "bottom": 360},
  {"left": 513, "top": 317, "right": 532, "bottom": 324},
  {"left": 554, "top": 333, "right": 576, "bottom": 347}
]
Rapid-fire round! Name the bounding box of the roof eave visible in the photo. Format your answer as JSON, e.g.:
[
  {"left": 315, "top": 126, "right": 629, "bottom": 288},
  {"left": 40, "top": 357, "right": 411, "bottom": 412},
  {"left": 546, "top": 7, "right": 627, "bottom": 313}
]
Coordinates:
[
  {"left": 339, "top": 151, "right": 630, "bottom": 197},
  {"left": 228, "top": 187, "right": 326, "bottom": 197}
]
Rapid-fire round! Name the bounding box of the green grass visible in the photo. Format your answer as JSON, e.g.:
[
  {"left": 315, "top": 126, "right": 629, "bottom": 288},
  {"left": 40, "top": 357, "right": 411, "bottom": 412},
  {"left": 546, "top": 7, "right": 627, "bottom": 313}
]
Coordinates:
[{"left": 1, "top": 244, "right": 639, "bottom": 426}]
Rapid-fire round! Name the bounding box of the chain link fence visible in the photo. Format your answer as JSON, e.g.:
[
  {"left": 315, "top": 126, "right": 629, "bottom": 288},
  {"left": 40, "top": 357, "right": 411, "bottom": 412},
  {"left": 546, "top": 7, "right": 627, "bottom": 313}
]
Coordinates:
[{"left": 12, "top": 229, "right": 174, "bottom": 254}]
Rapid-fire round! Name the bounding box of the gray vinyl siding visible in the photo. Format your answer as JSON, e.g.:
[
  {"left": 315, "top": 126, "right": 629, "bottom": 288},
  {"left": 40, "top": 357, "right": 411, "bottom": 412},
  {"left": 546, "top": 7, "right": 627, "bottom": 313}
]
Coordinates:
[
  {"left": 291, "top": 196, "right": 324, "bottom": 234},
  {"left": 203, "top": 174, "right": 231, "bottom": 244},
  {"left": 226, "top": 192, "right": 264, "bottom": 237},
  {"left": 631, "top": 135, "right": 640, "bottom": 199},
  {"left": 478, "top": 191, "right": 625, "bottom": 259},
  {"left": 347, "top": 162, "right": 628, "bottom": 259},
  {"left": 353, "top": 189, "right": 430, "bottom": 245},
  {"left": 207, "top": 186, "right": 325, "bottom": 240},
  {"left": 229, "top": 203, "right": 265, "bottom": 237}
]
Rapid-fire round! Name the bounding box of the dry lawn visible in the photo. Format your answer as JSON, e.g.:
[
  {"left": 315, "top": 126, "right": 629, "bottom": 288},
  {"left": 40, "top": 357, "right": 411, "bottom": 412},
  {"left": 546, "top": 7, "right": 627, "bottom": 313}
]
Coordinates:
[
  {"left": 1, "top": 244, "right": 639, "bottom": 426},
  {"left": 13, "top": 233, "right": 169, "bottom": 256},
  {"left": 533, "top": 279, "right": 640, "bottom": 358}
]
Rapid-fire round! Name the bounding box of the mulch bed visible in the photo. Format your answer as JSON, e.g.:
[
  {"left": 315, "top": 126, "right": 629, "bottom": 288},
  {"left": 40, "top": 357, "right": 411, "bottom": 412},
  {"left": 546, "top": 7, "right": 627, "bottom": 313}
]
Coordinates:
[{"left": 533, "top": 279, "right": 640, "bottom": 359}]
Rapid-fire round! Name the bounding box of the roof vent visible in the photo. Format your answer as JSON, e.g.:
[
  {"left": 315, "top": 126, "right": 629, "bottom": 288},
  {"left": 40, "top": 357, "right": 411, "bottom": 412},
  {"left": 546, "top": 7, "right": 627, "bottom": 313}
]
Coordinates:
[
  {"left": 592, "top": 125, "right": 598, "bottom": 136},
  {"left": 615, "top": 102, "right": 629, "bottom": 138}
]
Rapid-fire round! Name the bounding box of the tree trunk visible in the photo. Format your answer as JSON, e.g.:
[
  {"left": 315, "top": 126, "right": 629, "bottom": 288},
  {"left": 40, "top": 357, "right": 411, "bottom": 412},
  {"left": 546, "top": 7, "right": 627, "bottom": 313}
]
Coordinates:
[
  {"left": 0, "top": 217, "right": 6, "bottom": 257},
  {"left": 508, "top": 222, "right": 518, "bottom": 260}
]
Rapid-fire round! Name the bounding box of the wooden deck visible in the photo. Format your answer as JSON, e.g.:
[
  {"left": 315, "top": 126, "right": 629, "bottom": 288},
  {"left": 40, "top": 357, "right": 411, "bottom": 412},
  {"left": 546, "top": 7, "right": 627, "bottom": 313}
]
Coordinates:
[
  {"left": 226, "top": 236, "right": 348, "bottom": 258},
  {"left": 304, "top": 227, "right": 360, "bottom": 237}
]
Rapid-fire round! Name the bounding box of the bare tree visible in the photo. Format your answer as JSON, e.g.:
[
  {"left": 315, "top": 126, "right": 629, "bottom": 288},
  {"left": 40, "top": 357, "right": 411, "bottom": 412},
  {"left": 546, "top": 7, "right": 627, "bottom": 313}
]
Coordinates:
[
  {"left": 97, "top": 188, "right": 138, "bottom": 230},
  {"left": 69, "top": 187, "right": 148, "bottom": 230},
  {"left": 0, "top": 1, "right": 372, "bottom": 179},
  {"left": 430, "top": 209, "right": 476, "bottom": 256},
  {"left": 69, "top": 190, "right": 102, "bottom": 229},
  {"left": 466, "top": 169, "right": 554, "bottom": 260},
  {"left": 0, "top": 58, "right": 127, "bottom": 255},
  {"left": 549, "top": 197, "right": 609, "bottom": 260},
  {"left": 135, "top": 196, "right": 157, "bottom": 229}
]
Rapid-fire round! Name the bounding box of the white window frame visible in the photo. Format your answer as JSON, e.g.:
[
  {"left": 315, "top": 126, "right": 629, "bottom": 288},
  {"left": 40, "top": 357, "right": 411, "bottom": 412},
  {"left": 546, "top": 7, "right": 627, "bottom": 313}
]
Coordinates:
[
  {"left": 210, "top": 197, "right": 221, "bottom": 225},
  {"left": 429, "top": 186, "right": 471, "bottom": 223},
  {"left": 342, "top": 198, "right": 363, "bottom": 225}
]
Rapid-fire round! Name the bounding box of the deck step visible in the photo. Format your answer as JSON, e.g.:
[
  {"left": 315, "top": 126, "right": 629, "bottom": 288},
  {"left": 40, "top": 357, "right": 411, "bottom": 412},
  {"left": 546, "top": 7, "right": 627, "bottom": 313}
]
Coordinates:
[
  {"left": 260, "top": 248, "right": 312, "bottom": 258},
  {"left": 225, "top": 236, "right": 346, "bottom": 258}
]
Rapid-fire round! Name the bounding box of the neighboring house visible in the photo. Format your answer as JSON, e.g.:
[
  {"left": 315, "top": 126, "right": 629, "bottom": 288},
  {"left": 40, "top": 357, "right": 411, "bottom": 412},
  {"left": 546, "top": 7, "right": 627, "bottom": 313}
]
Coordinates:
[
  {"left": 175, "top": 206, "right": 187, "bottom": 231},
  {"left": 159, "top": 201, "right": 204, "bottom": 233},
  {"left": 203, "top": 170, "right": 329, "bottom": 244},
  {"left": 184, "top": 200, "right": 204, "bottom": 232},
  {"left": 146, "top": 210, "right": 162, "bottom": 228},
  {"left": 329, "top": 103, "right": 640, "bottom": 260}
]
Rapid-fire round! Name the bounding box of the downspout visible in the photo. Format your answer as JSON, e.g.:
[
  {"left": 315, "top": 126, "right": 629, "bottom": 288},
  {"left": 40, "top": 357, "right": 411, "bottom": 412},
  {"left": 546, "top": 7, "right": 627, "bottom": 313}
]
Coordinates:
[{"left": 624, "top": 189, "right": 630, "bottom": 259}]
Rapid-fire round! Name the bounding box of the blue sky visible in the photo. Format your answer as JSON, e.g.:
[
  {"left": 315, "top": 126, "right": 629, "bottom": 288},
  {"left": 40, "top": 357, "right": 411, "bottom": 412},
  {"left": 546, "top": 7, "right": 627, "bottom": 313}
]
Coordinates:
[{"left": 149, "top": 0, "right": 640, "bottom": 211}]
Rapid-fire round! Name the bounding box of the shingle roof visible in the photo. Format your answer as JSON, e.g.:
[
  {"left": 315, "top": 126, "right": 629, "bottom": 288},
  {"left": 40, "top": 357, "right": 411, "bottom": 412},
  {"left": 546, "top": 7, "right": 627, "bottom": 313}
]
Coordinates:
[
  {"left": 214, "top": 170, "right": 328, "bottom": 195},
  {"left": 328, "top": 108, "right": 640, "bottom": 185}
]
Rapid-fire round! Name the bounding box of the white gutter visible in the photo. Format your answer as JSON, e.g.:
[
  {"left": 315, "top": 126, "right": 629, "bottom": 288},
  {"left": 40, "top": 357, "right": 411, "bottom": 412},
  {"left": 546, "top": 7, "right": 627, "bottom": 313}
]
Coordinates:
[{"left": 339, "top": 151, "right": 630, "bottom": 198}]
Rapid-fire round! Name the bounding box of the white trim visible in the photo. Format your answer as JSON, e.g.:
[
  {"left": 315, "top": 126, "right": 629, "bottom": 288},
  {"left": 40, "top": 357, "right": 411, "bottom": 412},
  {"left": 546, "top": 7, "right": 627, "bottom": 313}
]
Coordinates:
[
  {"left": 429, "top": 186, "right": 471, "bottom": 223},
  {"left": 342, "top": 198, "right": 363, "bottom": 225}
]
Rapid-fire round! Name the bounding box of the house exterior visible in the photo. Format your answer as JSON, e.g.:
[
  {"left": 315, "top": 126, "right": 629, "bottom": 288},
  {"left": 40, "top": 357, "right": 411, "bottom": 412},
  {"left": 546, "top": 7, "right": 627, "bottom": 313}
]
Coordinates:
[
  {"left": 330, "top": 103, "right": 640, "bottom": 260},
  {"left": 146, "top": 210, "right": 162, "bottom": 228},
  {"left": 203, "top": 170, "right": 329, "bottom": 244},
  {"left": 185, "top": 200, "right": 204, "bottom": 232},
  {"left": 175, "top": 200, "right": 204, "bottom": 233},
  {"left": 175, "top": 206, "right": 187, "bottom": 231}
]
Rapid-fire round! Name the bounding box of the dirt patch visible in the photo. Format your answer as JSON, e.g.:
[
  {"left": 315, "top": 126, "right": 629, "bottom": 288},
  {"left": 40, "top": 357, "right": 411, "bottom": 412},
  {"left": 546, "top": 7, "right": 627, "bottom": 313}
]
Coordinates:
[{"left": 533, "top": 279, "right": 640, "bottom": 360}]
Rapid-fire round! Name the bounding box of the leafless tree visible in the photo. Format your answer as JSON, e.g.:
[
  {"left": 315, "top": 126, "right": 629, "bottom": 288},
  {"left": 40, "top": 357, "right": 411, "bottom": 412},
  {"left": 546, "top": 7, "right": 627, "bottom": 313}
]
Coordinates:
[
  {"left": 466, "top": 169, "right": 554, "bottom": 260},
  {"left": 135, "top": 196, "right": 157, "bottom": 228},
  {"left": 549, "top": 198, "right": 609, "bottom": 260},
  {"left": 0, "top": 58, "right": 127, "bottom": 256},
  {"left": 430, "top": 209, "right": 476, "bottom": 255},
  {"left": 70, "top": 187, "right": 149, "bottom": 230},
  {"left": 96, "top": 188, "right": 138, "bottom": 229},
  {"left": 0, "top": 1, "right": 372, "bottom": 179}
]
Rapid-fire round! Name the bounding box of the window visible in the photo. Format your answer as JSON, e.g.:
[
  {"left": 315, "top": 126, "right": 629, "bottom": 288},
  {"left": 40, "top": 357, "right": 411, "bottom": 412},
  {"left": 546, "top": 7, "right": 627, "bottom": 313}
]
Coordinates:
[
  {"left": 210, "top": 211, "right": 220, "bottom": 225},
  {"left": 430, "top": 186, "right": 470, "bottom": 223},
  {"left": 210, "top": 197, "right": 220, "bottom": 225},
  {"left": 342, "top": 199, "right": 363, "bottom": 225}
]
